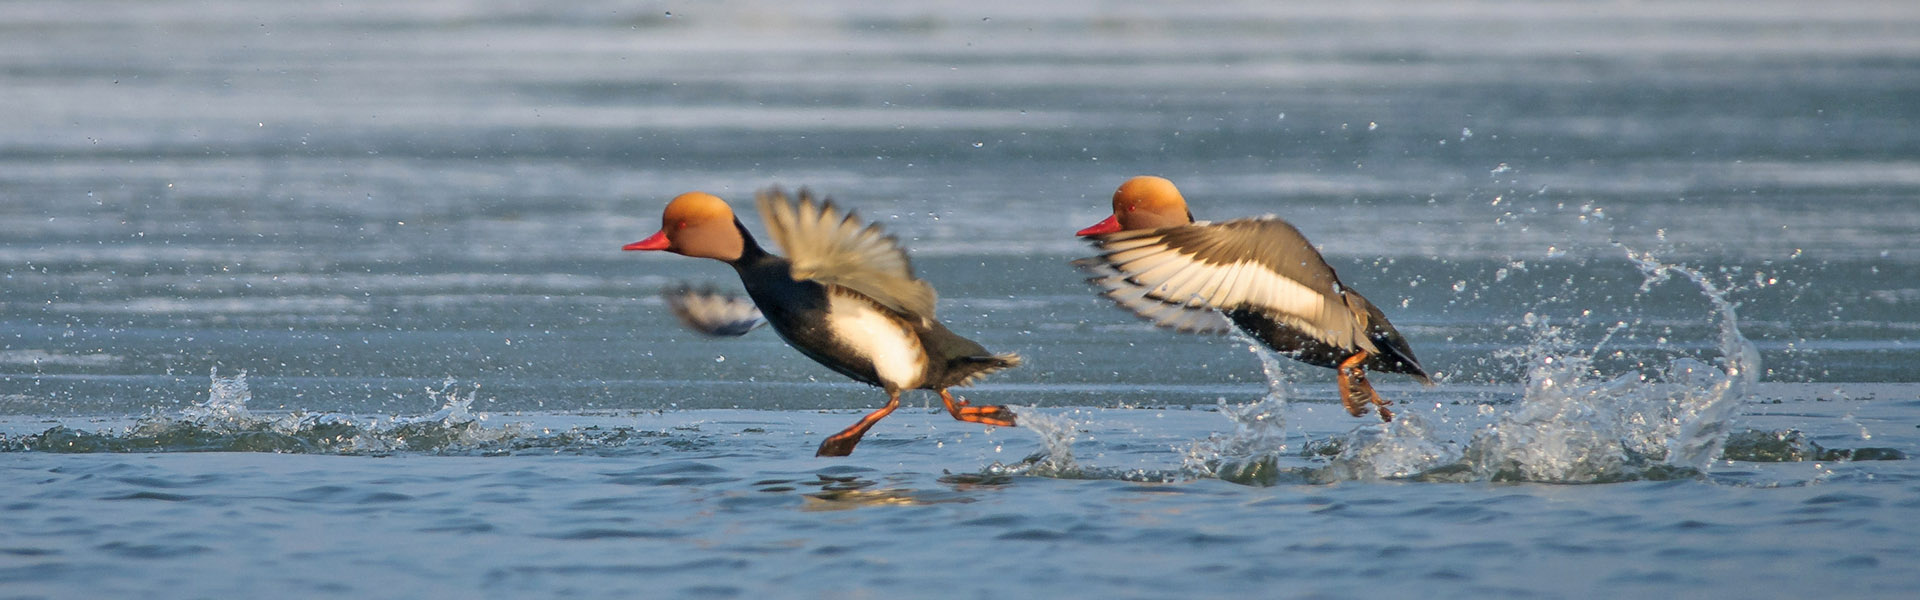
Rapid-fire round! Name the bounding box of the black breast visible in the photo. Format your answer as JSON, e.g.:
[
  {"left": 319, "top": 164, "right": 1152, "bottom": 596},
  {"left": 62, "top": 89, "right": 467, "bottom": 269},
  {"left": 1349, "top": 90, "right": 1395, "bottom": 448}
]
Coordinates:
[{"left": 731, "top": 252, "right": 885, "bottom": 388}]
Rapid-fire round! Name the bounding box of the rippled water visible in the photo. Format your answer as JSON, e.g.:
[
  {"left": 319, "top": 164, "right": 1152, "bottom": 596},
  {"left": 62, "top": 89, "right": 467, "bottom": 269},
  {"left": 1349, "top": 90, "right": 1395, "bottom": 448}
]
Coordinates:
[{"left": 5, "top": 1, "right": 1920, "bottom": 598}]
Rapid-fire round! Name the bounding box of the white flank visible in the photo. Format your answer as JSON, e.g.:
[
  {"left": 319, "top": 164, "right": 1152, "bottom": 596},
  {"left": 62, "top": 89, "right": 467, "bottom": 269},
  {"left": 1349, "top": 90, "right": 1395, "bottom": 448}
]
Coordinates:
[{"left": 826, "top": 292, "right": 926, "bottom": 389}]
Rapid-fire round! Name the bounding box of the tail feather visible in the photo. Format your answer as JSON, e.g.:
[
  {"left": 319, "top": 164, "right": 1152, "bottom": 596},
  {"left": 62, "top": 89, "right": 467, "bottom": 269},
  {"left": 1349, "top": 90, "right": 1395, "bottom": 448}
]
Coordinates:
[
  {"left": 1350, "top": 289, "right": 1432, "bottom": 384},
  {"left": 945, "top": 352, "right": 1022, "bottom": 387},
  {"left": 1370, "top": 331, "right": 1432, "bottom": 384}
]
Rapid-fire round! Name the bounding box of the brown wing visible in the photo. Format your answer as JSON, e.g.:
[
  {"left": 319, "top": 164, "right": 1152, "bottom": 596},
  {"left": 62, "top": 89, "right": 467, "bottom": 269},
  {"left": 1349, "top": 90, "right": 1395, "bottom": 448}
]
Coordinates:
[
  {"left": 755, "top": 187, "right": 938, "bottom": 320},
  {"left": 1078, "top": 218, "right": 1374, "bottom": 353}
]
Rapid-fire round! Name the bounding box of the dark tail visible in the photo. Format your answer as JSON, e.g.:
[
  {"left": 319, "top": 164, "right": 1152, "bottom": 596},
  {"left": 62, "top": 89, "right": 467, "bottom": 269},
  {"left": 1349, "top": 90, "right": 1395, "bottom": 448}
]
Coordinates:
[
  {"left": 1349, "top": 290, "right": 1432, "bottom": 384},
  {"left": 944, "top": 352, "right": 1022, "bottom": 388},
  {"left": 1370, "top": 330, "right": 1432, "bottom": 385}
]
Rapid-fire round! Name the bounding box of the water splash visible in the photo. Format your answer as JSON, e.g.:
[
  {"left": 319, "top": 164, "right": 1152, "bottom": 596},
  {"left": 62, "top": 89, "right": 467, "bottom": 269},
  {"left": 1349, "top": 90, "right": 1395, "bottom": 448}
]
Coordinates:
[
  {"left": 1378, "top": 249, "right": 1761, "bottom": 483},
  {"left": 336, "top": 378, "right": 517, "bottom": 454},
  {"left": 415, "top": 378, "right": 484, "bottom": 425},
  {"left": 988, "top": 409, "right": 1185, "bottom": 482},
  {"left": 1001, "top": 409, "right": 1082, "bottom": 477},
  {"left": 1177, "top": 249, "right": 1776, "bottom": 485},
  {"left": 1241, "top": 331, "right": 1293, "bottom": 406},
  {"left": 1, "top": 370, "right": 677, "bottom": 455},
  {"left": 1175, "top": 334, "right": 1301, "bottom": 484},
  {"left": 1628, "top": 248, "right": 1762, "bottom": 471},
  {"left": 176, "top": 366, "right": 253, "bottom": 423},
  {"left": 1183, "top": 396, "right": 1291, "bottom": 481},
  {"left": 100, "top": 367, "right": 291, "bottom": 452},
  {"left": 1326, "top": 413, "right": 1456, "bottom": 481}
]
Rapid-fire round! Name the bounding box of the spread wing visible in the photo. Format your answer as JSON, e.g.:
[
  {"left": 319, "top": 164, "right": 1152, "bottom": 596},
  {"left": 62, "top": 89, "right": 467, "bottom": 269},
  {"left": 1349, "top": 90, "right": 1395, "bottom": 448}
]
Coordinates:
[
  {"left": 1071, "top": 253, "right": 1238, "bottom": 333},
  {"left": 756, "top": 187, "right": 937, "bottom": 319},
  {"left": 662, "top": 283, "right": 765, "bottom": 337},
  {"left": 1076, "top": 218, "right": 1374, "bottom": 352}
]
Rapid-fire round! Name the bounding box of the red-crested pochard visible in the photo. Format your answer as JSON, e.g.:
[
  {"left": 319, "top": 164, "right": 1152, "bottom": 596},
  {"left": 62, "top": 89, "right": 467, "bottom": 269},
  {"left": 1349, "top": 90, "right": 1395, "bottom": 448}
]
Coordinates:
[
  {"left": 1074, "top": 176, "right": 1430, "bottom": 421},
  {"left": 627, "top": 188, "right": 1020, "bottom": 456}
]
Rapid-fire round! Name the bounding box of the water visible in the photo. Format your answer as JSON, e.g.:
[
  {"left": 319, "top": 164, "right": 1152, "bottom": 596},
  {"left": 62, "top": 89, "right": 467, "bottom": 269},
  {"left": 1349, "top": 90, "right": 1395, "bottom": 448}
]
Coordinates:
[{"left": 5, "top": 1, "right": 1920, "bottom": 597}]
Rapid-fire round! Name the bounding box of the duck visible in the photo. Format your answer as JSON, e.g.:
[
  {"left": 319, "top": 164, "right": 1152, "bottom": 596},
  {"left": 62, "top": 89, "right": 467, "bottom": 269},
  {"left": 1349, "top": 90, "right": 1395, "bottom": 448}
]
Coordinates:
[
  {"left": 1073, "top": 175, "right": 1430, "bottom": 421},
  {"left": 625, "top": 188, "right": 1020, "bottom": 456}
]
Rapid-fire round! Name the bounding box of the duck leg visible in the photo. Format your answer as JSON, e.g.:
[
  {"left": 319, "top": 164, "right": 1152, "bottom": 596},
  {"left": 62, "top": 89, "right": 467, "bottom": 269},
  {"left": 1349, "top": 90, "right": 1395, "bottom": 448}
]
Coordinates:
[
  {"left": 817, "top": 389, "right": 902, "bottom": 457},
  {"left": 1337, "top": 351, "right": 1394, "bottom": 423},
  {"left": 939, "top": 389, "right": 1016, "bottom": 427}
]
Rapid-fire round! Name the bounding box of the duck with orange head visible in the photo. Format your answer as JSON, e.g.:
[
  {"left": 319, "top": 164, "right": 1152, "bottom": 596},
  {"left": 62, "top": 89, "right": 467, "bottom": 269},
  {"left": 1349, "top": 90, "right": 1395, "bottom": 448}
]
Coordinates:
[
  {"left": 627, "top": 188, "right": 1019, "bottom": 456},
  {"left": 1074, "top": 176, "right": 1430, "bottom": 421}
]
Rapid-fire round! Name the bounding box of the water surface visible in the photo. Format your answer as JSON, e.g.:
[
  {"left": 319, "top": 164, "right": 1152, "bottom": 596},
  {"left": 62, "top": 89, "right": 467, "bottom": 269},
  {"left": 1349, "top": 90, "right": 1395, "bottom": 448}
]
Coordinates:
[{"left": 4, "top": 1, "right": 1919, "bottom": 598}]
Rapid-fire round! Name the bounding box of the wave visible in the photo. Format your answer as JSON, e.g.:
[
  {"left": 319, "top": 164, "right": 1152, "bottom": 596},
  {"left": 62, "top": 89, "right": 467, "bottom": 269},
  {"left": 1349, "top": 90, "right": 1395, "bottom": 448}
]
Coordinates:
[{"left": 0, "top": 370, "right": 673, "bottom": 456}]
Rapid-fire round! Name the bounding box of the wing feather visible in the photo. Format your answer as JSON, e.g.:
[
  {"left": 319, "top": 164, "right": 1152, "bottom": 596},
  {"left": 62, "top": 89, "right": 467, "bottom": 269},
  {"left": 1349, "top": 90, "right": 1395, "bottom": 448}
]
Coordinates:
[
  {"left": 662, "top": 283, "right": 766, "bottom": 337},
  {"left": 1148, "top": 259, "right": 1218, "bottom": 304},
  {"left": 1077, "top": 218, "right": 1369, "bottom": 349},
  {"left": 756, "top": 188, "right": 937, "bottom": 319},
  {"left": 1105, "top": 240, "right": 1171, "bottom": 266},
  {"left": 1200, "top": 260, "right": 1248, "bottom": 307},
  {"left": 1073, "top": 258, "right": 1236, "bottom": 334}
]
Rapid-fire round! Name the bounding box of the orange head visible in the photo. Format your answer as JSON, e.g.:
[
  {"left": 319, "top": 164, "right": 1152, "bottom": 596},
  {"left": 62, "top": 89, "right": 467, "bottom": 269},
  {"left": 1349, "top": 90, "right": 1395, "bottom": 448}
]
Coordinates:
[
  {"left": 623, "top": 191, "right": 745, "bottom": 261},
  {"left": 1075, "top": 175, "right": 1195, "bottom": 236}
]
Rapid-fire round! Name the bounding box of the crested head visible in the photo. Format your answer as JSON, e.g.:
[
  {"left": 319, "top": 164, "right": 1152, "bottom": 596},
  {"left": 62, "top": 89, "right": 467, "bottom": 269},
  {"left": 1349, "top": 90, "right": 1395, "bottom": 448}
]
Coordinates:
[
  {"left": 623, "top": 191, "right": 745, "bottom": 261},
  {"left": 661, "top": 191, "right": 734, "bottom": 226},
  {"left": 1111, "top": 176, "right": 1193, "bottom": 230}
]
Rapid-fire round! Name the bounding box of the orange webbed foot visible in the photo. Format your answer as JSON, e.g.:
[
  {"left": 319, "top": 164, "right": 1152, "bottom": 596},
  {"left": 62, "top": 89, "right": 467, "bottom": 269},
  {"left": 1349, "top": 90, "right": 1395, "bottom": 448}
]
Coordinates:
[
  {"left": 816, "top": 433, "right": 864, "bottom": 457},
  {"left": 1350, "top": 370, "right": 1393, "bottom": 423},
  {"left": 940, "top": 390, "right": 1017, "bottom": 427},
  {"left": 952, "top": 405, "right": 1017, "bottom": 427},
  {"left": 1337, "top": 351, "right": 1393, "bottom": 422},
  {"left": 815, "top": 391, "right": 901, "bottom": 457}
]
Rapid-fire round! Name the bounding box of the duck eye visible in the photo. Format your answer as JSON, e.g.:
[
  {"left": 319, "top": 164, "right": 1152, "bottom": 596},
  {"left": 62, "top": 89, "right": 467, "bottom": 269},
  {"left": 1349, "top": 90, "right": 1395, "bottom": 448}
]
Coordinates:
[{"left": 675, "top": 220, "right": 689, "bottom": 230}]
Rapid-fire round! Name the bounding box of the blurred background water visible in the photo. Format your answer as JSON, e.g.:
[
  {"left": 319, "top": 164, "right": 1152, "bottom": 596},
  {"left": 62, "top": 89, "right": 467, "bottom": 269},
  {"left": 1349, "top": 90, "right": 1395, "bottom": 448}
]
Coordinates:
[{"left": 3, "top": 1, "right": 1918, "bottom": 598}]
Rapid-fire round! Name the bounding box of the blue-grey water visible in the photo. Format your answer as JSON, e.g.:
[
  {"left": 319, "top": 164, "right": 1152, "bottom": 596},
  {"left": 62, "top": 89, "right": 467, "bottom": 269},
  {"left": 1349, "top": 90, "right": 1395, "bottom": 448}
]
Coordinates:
[{"left": 5, "top": 1, "right": 1920, "bottom": 598}]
